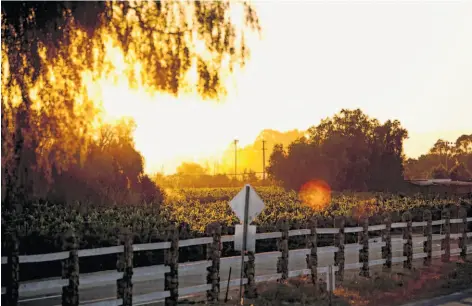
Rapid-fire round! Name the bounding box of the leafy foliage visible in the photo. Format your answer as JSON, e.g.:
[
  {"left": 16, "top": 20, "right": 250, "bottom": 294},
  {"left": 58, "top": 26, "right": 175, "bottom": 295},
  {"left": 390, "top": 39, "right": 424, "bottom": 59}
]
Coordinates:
[
  {"left": 430, "top": 165, "right": 449, "bottom": 179},
  {"left": 2, "top": 186, "right": 470, "bottom": 256},
  {"left": 405, "top": 134, "right": 472, "bottom": 180},
  {"left": 267, "top": 109, "right": 408, "bottom": 192},
  {"left": 449, "top": 163, "right": 472, "bottom": 181},
  {"left": 1, "top": 1, "right": 260, "bottom": 98},
  {"left": 1, "top": 1, "right": 260, "bottom": 211}
]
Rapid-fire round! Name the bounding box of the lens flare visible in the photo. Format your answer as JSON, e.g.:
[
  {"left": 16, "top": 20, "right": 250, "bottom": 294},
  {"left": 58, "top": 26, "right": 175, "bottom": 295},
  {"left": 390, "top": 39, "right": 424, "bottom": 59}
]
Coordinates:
[{"left": 299, "top": 179, "right": 331, "bottom": 211}]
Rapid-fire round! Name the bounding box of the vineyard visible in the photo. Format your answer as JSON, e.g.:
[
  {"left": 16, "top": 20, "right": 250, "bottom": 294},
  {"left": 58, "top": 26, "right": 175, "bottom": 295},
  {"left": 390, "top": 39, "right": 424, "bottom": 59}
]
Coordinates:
[
  {"left": 2, "top": 186, "right": 472, "bottom": 282},
  {"left": 3, "top": 186, "right": 471, "bottom": 254}
]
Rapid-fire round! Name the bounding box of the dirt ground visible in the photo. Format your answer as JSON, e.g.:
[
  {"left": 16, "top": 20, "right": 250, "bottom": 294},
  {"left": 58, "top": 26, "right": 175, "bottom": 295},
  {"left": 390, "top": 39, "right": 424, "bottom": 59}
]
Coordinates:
[{"left": 177, "top": 256, "right": 472, "bottom": 306}]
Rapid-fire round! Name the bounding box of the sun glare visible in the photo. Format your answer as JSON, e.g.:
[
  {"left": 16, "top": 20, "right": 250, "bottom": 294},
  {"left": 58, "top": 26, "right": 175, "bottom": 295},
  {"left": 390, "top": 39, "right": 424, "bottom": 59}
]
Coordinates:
[
  {"left": 0, "top": 0, "right": 269, "bottom": 176},
  {"left": 83, "top": 71, "right": 237, "bottom": 174},
  {"left": 38, "top": 2, "right": 254, "bottom": 175},
  {"left": 299, "top": 179, "right": 332, "bottom": 211}
]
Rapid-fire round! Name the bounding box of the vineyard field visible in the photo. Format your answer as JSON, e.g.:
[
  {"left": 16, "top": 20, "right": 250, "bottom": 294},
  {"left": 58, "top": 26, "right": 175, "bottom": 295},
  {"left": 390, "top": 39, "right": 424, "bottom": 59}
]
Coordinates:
[
  {"left": 2, "top": 186, "right": 471, "bottom": 282},
  {"left": 2, "top": 186, "right": 471, "bottom": 254}
]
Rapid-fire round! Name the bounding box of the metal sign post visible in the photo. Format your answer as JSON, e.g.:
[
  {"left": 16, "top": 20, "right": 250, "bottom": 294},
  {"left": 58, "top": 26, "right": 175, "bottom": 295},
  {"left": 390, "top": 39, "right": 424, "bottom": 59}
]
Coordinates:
[
  {"left": 225, "top": 267, "right": 232, "bottom": 302},
  {"left": 239, "top": 185, "right": 250, "bottom": 304},
  {"left": 229, "top": 184, "right": 265, "bottom": 305}
]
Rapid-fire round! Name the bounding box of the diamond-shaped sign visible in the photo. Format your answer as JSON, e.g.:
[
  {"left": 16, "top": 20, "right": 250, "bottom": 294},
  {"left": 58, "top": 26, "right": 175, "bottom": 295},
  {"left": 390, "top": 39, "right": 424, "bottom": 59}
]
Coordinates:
[{"left": 229, "top": 184, "right": 265, "bottom": 224}]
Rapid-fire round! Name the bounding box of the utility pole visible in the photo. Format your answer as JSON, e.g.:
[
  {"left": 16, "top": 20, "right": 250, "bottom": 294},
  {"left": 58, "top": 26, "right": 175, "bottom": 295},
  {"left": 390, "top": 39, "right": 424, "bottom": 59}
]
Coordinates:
[
  {"left": 262, "top": 140, "right": 267, "bottom": 181},
  {"left": 234, "top": 139, "right": 239, "bottom": 179}
]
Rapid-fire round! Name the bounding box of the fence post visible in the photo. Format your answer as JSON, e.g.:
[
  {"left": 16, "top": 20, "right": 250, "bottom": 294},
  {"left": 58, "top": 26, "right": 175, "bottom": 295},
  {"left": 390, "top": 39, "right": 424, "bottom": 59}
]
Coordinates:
[
  {"left": 306, "top": 217, "right": 318, "bottom": 294},
  {"left": 123, "top": 230, "right": 133, "bottom": 306},
  {"left": 61, "top": 229, "right": 79, "bottom": 306},
  {"left": 165, "top": 224, "right": 179, "bottom": 306},
  {"left": 441, "top": 209, "right": 451, "bottom": 263},
  {"left": 359, "top": 217, "right": 369, "bottom": 277},
  {"left": 117, "top": 232, "right": 124, "bottom": 302},
  {"left": 334, "top": 216, "right": 345, "bottom": 282},
  {"left": 382, "top": 213, "right": 392, "bottom": 271},
  {"left": 402, "top": 212, "right": 413, "bottom": 270},
  {"left": 277, "top": 218, "right": 289, "bottom": 282},
  {"left": 423, "top": 210, "right": 432, "bottom": 266},
  {"left": 116, "top": 229, "right": 133, "bottom": 305},
  {"left": 459, "top": 206, "right": 468, "bottom": 260},
  {"left": 6, "top": 231, "right": 20, "bottom": 306},
  {"left": 451, "top": 205, "right": 459, "bottom": 238},
  {"left": 244, "top": 251, "right": 257, "bottom": 298},
  {"left": 206, "top": 222, "right": 221, "bottom": 302}
]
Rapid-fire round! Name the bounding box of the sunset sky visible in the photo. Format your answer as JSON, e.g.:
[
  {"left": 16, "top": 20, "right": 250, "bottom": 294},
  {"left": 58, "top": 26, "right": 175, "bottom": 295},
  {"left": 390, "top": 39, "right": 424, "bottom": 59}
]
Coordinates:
[{"left": 98, "top": 1, "right": 472, "bottom": 175}]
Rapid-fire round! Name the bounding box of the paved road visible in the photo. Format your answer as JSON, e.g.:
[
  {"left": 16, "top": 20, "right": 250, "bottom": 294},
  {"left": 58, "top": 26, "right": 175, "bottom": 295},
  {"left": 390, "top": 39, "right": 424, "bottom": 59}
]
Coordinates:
[
  {"left": 18, "top": 237, "right": 452, "bottom": 306},
  {"left": 402, "top": 289, "right": 472, "bottom": 306}
]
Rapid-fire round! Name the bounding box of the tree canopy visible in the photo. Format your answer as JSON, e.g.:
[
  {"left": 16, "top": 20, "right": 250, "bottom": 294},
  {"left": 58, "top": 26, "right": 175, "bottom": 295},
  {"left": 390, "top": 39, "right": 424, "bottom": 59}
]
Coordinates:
[
  {"left": 2, "top": 1, "right": 260, "bottom": 97},
  {"left": 267, "top": 110, "right": 472, "bottom": 193},
  {"left": 267, "top": 109, "right": 409, "bottom": 192},
  {"left": 154, "top": 161, "right": 262, "bottom": 188},
  {"left": 1, "top": 1, "right": 261, "bottom": 209},
  {"left": 430, "top": 165, "right": 449, "bottom": 180},
  {"left": 405, "top": 134, "right": 472, "bottom": 181},
  {"left": 449, "top": 163, "right": 471, "bottom": 181}
]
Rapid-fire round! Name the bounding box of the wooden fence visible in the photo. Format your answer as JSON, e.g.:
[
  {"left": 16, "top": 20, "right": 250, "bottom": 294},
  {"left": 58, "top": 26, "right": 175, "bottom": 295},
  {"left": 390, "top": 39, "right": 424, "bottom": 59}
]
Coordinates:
[{"left": 2, "top": 208, "right": 472, "bottom": 306}]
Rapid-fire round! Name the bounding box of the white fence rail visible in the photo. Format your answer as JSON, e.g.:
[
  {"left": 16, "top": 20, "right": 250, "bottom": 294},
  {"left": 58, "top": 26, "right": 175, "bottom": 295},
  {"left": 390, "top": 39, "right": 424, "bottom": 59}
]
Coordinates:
[{"left": 2, "top": 215, "right": 471, "bottom": 305}]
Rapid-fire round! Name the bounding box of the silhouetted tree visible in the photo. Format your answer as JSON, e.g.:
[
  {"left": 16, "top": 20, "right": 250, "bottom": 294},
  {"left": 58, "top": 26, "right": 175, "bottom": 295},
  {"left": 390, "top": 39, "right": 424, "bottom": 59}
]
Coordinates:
[
  {"left": 44, "top": 119, "right": 164, "bottom": 206},
  {"left": 404, "top": 134, "right": 472, "bottom": 180},
  {"left": 140, "top": 175, "right": 164, "bottom": 204},
  {"left": 266, "top": 144, "right": 287, "bottom": 186},
  {"left": 455, "top": 134, "right": 472, "bottom": 154},
  {"left": 368, "top": 120, "right": 408, "bottom": 192},
  {"left": 177, "top": 162, "right": 208, "bottom": 176},
  {"left": 1, "top": 1, "right": 260, "bottom": 209},
  {"left": 431, "top": 165, "right": 449, "bottom": 179},
  {"left": 449, "top": 163, "right": 472, "bottom": 181},
  {"left": 267, "top": 109, "right": 409, "bottom": 192}
]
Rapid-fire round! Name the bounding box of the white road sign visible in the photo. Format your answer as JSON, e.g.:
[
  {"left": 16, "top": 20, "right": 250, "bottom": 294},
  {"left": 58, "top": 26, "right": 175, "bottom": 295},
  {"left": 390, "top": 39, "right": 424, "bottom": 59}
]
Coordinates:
[
  {"left": 229, "top": 184, "right": 265, "bottom": 224},
  {"left": 234, "top": 225, "right": 257, "bottom": 252}
]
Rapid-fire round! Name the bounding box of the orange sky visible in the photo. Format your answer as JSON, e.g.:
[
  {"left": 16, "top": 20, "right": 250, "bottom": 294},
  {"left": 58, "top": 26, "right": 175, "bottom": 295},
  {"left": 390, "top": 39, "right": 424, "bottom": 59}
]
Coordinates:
[{"left": 91, "top": 1, "right": 472, "bottom": 175}]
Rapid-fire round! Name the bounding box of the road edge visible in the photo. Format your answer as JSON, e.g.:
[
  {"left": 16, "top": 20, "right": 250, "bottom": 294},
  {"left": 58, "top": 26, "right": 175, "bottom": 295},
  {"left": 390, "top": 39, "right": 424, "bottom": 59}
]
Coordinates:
[{"left": 400, "top": 288, "right": 472, "bottom": 306}]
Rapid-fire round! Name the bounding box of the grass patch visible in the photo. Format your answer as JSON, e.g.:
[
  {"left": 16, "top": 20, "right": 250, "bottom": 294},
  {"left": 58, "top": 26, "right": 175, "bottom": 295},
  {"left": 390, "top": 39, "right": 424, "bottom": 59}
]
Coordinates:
[{"left": 177, "top": 257, "right": 472, "bottom": 305}]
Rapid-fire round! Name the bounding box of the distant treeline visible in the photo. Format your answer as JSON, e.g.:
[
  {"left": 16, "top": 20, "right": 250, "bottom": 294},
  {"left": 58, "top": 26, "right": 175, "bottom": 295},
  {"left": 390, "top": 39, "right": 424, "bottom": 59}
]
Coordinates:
[
  {"left": 404, "top": 136, "right": 472, "bottom": 181},
  {"left": 266, "top": 109, "right": 472, "bottom": 193},
  {"left": 153, "top": 162, "right": 269, "bottom": 188},
  {"left": 3, "top": 104, "right": 471, "bottom": 209},
  {"left": 1, "top": 118, "right": 164, "bottom": 207}
]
